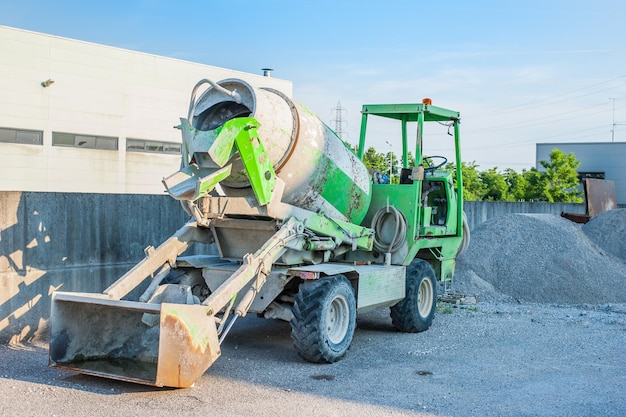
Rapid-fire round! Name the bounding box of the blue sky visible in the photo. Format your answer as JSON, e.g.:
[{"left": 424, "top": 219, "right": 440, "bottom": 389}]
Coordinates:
[{"left": 4, "top": 0, "right": 626, "bottom": 170}]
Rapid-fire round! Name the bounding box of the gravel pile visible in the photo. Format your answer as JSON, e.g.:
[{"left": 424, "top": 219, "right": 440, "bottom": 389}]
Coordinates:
[
  {"left": 582, "top": 208, "right": 626, "bottom": 261},
  {"left": 454, "top": 212, "right": 626, "bottom": 304}
]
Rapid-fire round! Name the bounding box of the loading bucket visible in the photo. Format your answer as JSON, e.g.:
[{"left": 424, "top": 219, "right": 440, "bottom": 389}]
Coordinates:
[{"left": 49, "top": 292, "right": 220, "bottom": 388}]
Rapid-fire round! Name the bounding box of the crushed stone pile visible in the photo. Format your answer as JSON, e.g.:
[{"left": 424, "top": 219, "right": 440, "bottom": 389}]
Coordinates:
[
  {"left": 454, "top": 212, "right": 626, "bottom": 304},
  {"left": 582, "top": 208, "right": 626, "bottom": 261}
]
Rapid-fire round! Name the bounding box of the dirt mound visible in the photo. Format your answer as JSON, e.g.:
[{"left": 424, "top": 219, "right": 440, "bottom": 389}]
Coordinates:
[
  {"left": 455, "top": 213, "right": 626, "bottom": 304},
  {"left": 582, "top": 208, "right": 626, "bottom": 261}
]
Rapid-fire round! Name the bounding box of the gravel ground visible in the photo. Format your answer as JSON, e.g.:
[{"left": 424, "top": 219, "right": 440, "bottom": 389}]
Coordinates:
[
  {"left": 1, "top": 302, "right": 625, "bottom": 417},
  {"left": 1, "top": 211, "right": 625, "bottom": 416}
]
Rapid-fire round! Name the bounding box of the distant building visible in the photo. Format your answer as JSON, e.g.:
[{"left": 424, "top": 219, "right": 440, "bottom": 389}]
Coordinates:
[
  {"left": 0, "top": 25, "right": 292, "bottom": 194},
  {"left": 536, "top": 142, "right": 626, "bottom": 205}
]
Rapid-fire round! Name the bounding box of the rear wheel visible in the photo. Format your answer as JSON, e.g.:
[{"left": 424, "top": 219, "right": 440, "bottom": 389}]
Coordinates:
[
  {"left": 390, "top": 259, "right": 437, "bottom": 332},
  {"left": 290, "top": 275, "right": 356, "bottom": 363},
  {"left": 457, "top": 211, "right": 471, "bottom": 255}
]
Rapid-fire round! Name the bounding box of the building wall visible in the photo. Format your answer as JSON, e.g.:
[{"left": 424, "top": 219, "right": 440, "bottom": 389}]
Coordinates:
[
  {"left": 0, "top": 25, "right": 292, "bottom": 194},
  {"left": 536, "top": 142, "right": 626, "bottom": 204}
]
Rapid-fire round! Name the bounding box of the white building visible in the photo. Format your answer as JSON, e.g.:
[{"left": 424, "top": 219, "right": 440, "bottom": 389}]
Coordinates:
[
  {"left": 0, "top": 25, "right": 292, "bottom": 194},
  {"left": 536, "top": 142, "right": 626, "bottom": 205}
]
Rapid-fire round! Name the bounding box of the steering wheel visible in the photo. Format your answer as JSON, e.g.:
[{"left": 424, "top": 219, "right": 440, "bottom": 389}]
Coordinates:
[{"left": 422, "top": 155, "right": 448, "bottom": 173}]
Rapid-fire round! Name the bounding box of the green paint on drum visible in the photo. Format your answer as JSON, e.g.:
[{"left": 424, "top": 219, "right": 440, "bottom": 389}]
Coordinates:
[{"left": 315, "top": 152, "right": 371, "bottom": 225}]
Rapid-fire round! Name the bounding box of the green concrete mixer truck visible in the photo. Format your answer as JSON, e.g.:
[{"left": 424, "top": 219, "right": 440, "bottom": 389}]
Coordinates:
[{"left": 49, "top": 78, "right": 469, "bottom": 388}]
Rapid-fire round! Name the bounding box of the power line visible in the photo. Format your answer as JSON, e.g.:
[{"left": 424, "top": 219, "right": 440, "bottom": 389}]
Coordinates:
[
  {"left": 462, "top": 125, "right": 609, "bottom": 151},
  {"left": 467, "top": 101, "right": 626, "bottom": 134},
  {"left": 465, "top": 76, "right": 626, "bottom": 119}
]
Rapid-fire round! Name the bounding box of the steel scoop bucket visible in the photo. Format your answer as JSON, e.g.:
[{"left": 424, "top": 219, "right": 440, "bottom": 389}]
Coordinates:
[{"left": 49, "top": 292, "right": 220, "bottom": 388}]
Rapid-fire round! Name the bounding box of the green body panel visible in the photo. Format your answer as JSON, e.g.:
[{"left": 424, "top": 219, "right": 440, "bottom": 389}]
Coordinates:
[
  {"left": 354, "top": 264, "right": 405, "bottom": 313},
  {"left": 230, "top": 119, "right": 276, "bottom": 206},
  {"left": 208, "top": 118, "right": 276, "bottom": 206},
  {"left": 364, "top": 181, "right": 422, "bottom": 247},
  {"left": 363, "top": 175, "right": 460, "bottom": 271},
  {"left": 300, "top": 209, "right": 374, "bottom": 251},
  {"left": 359, "top": 103, "right": 460, "bottom": 123},
  {"left": 196, "top": 166, "right": 232, "bottom": 198},
  {"left": 162, "top": 164, "right": 232, "bottom": 202},
  {"left": 310, "top": 148, "right": 371, "bottom": 225}
]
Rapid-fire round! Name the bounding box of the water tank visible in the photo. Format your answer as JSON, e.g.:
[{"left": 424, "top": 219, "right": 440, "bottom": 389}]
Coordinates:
[{"left": 190, "top": 79, "right": 371, "bottom": 225}]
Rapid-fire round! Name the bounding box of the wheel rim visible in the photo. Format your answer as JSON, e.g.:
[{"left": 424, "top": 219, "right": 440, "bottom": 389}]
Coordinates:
[
  {"left": 417, "top": 278, "right": 434, "bottom": 318},
  {"left": 326, "top": 294, "right": 350, "bottom": 344}
]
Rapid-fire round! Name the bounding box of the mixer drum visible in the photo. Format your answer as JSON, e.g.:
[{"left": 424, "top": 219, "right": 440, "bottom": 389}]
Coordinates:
[{"left": 191, "top": 79, "right": 372, "bottom": 225}]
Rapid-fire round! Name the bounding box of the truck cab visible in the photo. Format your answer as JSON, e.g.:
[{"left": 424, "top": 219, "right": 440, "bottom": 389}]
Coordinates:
[{"left": 353, "top": 102, "right": 465, "bottom": 284}]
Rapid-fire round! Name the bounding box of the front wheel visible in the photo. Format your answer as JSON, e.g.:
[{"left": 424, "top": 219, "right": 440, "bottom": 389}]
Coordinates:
[
  {"left": 390, "top": 259, "right": 437, "bottom": 332},
  {"left": 457, "top": 211, "right": 471, "bottom": 255},
  {"left": 290, "top": 275, "right": 357, "bottom": 363}
]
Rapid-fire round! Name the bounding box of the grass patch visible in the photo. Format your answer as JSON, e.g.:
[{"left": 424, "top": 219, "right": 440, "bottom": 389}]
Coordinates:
[{"left": 438, "top": 304, "right": 454, "bottom": 314}]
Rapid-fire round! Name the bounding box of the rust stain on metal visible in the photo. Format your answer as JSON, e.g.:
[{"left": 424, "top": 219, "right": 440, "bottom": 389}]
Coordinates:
[
  {"left": 561, "top": 179, "right": 617, "bottom": 224},
  {"left": 348, "top": 184, "right": 363, "bottom": 220},
  {"left": 154, "top": 304, "right": 221, "bottom": 388},
  {"left": 584, "top": 178, "right": 617, "bottom": 217}
]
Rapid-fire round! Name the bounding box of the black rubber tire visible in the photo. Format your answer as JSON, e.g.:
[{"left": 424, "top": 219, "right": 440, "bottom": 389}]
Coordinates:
[
  {"left": 390, "top": 259, "right": 437, "bottom": 333},
  {"left": 457, "top": 211, "right": 471, "bottom": 255},
  {"left": 290, "top": 275, "right": 357, "bottom": 363}
]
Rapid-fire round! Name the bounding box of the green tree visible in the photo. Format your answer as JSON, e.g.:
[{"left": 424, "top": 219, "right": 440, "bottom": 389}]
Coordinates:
[
  {"left": 480, "top": 168, "right": 509, "bottom": 201},
  {"left": 362, "top": 146, "right": 387, "bottom": 172},
  {"left": 407, "top": 151, "right": 416, "bottom": 168},
  {"left": 540, "top": 149, "right": 583, "bottom": 203},
  {"left": 446, "top": 161, "right": 486, "bottom": 201},
  {"left": 521, "top": 167, "right": 546, "bottom": 201},
  {"left": 385, "top": 151, "right": 400, "bottom": 184},
  {"left": 362, "top": 147, "right": 403, "bottom": 183},
  {"left": 503, "top": 168, "right": 528, "bottom": 201}
]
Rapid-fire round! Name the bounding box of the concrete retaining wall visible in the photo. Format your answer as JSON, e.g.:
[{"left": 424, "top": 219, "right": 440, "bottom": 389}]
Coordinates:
[
  {"left": 463, "top": 201, "right": 585, "bottom": 231},
  {"left": 0, "top": 191, "right": 197, "bottom": 343},
  {"left": 0, "top": 192, "right": 586, "bottom": 343}
]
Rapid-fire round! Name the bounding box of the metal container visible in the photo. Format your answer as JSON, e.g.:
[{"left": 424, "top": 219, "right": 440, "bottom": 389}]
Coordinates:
[{"left": 190, "top": 79, "right": 372, "bottom": 225}]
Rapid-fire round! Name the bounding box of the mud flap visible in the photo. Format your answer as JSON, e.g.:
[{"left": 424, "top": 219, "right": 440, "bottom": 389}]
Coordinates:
[{"left": 49, "top": 292, "right": 220, "bottom": 388}]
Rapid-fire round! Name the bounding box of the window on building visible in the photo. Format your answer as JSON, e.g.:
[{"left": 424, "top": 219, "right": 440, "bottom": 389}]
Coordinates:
[
  {"left": 52, "top": 132, "right": 118, "bottom": 150},
  {"left": 578, "top": 172, "right": 605, "bottom": 181},
  {"left": 0, "top": 127, "right": 43, "bottom": 145},
  {"left": 126, "top": 139, "right": 181, "bottom": 155}
]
